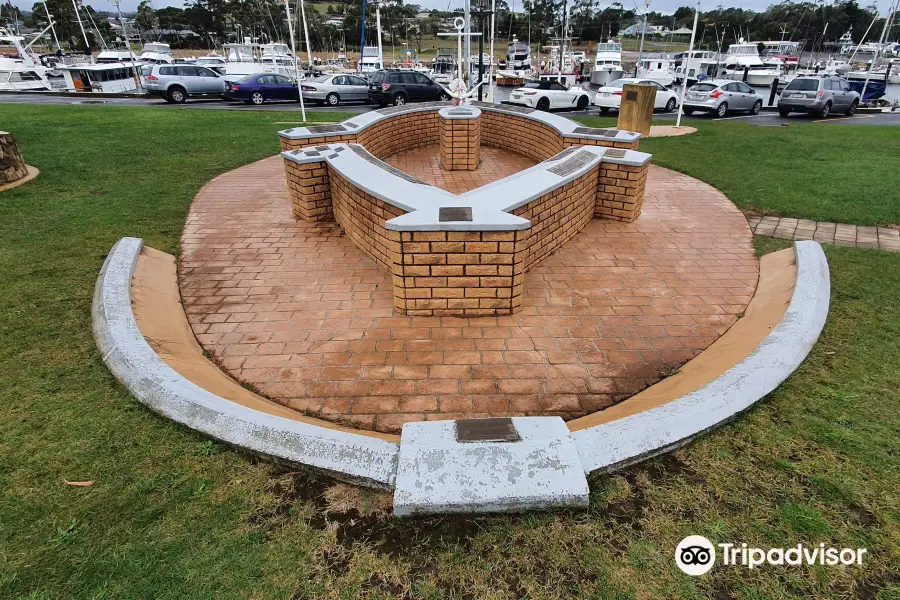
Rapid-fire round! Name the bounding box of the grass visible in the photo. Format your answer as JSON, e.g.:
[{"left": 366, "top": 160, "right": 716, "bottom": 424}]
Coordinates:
[
  {"left": 0, "top": 104, "right": 898, "bottom": 599},
  {"left": 576, "top": 116, "right": 900, "bottom": 226}
]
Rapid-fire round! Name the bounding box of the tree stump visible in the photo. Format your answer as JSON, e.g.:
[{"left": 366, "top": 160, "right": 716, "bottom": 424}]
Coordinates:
[{"left": 0, "top": 132, "right": 29, "bottom": 186}]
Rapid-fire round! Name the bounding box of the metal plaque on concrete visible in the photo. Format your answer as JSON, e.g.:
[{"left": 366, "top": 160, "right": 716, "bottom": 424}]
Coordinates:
[
  {"left": 439, "top": 207, "right": 473, "bottom": 222},
  {"left": 456, "top": 417, "right": 521, "bottom": 443}
]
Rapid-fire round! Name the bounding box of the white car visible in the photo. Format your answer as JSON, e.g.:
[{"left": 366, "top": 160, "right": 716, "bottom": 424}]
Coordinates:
[
  {"left": 594, "top": 78, "right": 679, "bottom": 114},
  {"left": 507, "top": 80, "right": 592, "bottom": 111}
]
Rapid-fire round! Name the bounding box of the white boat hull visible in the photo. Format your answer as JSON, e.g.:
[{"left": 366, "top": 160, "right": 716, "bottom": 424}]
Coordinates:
[{"left": 590, "top": 67, "right": 624, "bottom": 86}]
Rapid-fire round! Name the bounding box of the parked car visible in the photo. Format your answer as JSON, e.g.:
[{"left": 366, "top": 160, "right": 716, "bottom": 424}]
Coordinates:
[
  {"left": 367, "top": 69, "right": 452, "bottom": 106},
  {"left": 507, "top": 80, "right": 591, "bottom": 111},
  {"left": 778, "top": 76, "right": 860, "bottom": 118},
  {"left": 681, "top": 79, "right": 764, "bottom": 118},
  {"left": 144, "top": 64, "right": 226, "bottom": 104},
  {"left": 223, "top": 73, "right": 300, "bottom": 105},
  {"left": 300, "top": 73, "right": 370, "bottom": 106},
  {"left": 594, "top": 78, "right": 679, "bottom": 114}
]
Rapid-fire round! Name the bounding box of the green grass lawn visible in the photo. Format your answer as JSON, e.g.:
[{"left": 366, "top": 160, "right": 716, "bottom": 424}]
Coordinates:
[
  {"left": 0, "top": 104, "right": 898, "bottom": 599},
  {"left": 576, "top": 116, "right": 900, "bottom": 226}
]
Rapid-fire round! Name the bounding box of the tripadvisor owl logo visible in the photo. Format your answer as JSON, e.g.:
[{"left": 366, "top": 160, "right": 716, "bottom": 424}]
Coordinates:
[{"left": 675, "top": 535, "right": 716, "bottom": 575}]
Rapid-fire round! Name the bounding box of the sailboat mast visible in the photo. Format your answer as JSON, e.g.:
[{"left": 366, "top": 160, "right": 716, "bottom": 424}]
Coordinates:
[{"left": 72, "top": 0, "right": 91, "bottom": 57}]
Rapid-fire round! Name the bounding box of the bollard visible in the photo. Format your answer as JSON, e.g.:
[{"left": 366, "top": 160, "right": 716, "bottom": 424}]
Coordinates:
[
  {"left": 768, "top": 78, "right": 779, "bottom": 106},
  {"left": 743, "top": 66, "right": 749, "bottom": 82}
]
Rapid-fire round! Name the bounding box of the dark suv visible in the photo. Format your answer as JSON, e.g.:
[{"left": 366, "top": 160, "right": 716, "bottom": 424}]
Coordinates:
[{"left": 367, "top": 69, "right": 451, "bottom": 107}]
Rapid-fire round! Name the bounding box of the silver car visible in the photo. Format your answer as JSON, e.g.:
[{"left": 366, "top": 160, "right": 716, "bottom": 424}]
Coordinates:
[
  {"left": 144, "top": 64, "right": 226, "bottom": 103},
  {"left": 301, "top": 74, "right": 370, "bottom": 106},
  {"left": 778, "top": 76, "right": 860, "bottom": 118},
  {"left": 682, "top": 79, "right": 764, "bottom": 118}
]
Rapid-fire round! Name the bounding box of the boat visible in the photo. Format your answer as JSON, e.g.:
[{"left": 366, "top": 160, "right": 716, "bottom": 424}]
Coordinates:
[
  {"left": 502, "top": 37, "right": 532, "bottom": 74},
  {"left": 469, "top": 53, "right": 493, "bottom": 84},
  {"left": 539, "top": 43, "right": 580, "bottom": 87},
  {"left": 223, "top": 40, "right": 295, "bottom": 78},
  {"left": 589, "top": 40, "right": 623, "bottom": 85},
  {"left": 718, "top": 40, "right": 777, "bottom": 86},
  {"left": 673, "top": 50, "right": 718, "bottom": 85},
  {"left": 357, "top": 45, "right": 383, "bottom": 75},
  {"left": 138, "top": 42, "right": 174, "bottom": 64},
  {"left": 96, "top": 39, "right": 140, "bottom": 64},
  {"left": 636, "top": 56, "right": 675, "bottom": 86},
  {"left": 57, "top": 61, "right": 143, "bottom": 93},
  {"left": 432, "top": 47, "right": 456, "bottom": 84},
  {"left": 0, "top": 27, "right": 53, "bottom": 91},
  {"left": 196, "top": 54, "right": 226, "bottom": 74},
  {"left": 848, "top": 79, "right": 886, "bottom": 102}
]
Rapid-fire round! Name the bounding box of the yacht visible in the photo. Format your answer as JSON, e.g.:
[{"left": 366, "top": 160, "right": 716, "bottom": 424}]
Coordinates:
[
  {"left": 357, "top": 45, "right": 383, "bottom": 75},
  {"left": 501, "top": 37, "right": 532, "bottom": 74},
  {"left": 718, "top": 40, "right": 777, "bottom": 86},
  {"left": 196, "top": 54, "right": 226, "bottom": 74},
  {"left": 432, "top": 47, "right": 456, "bottom": 84},
  {"left": 838, "top": 29, "right": 855, "bottom": 54},
  {"left": 589, "top": 40, "right": 623, "bottom": 85},
  {"left": 636, "top": 56, "right": 675, "bottom": 86},
  {"left": 0, "top": 28, "right": 52, "bottom": 91},
  {"left": 57, "top": 61, "right": 143, "bottom": 93},
  {"left": 846, "top": 60, "right": 900, "bottom": 84},
  {"left": 673, "top": 50, "right": 718, "bottom": 85},
  {"left": 224, "top": 40, "right": 295, "bottom": 77},
  {"left": 469, "top": 53, "right": 493, "bottom": 84},
  {"left": 541, "top": 44, "right": 580, "bottom": 87},
  {"left": 138, "top": 42, "right": 173, "bottom": 64}
]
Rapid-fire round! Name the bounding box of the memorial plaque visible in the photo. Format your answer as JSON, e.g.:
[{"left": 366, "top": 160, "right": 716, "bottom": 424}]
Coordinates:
[
  {"left": 625, "top": 90, "right": 638, "bottom": 101},
  {"left": 604, "top": 148, "right": 627, "bottom": 158},
  {"left": 456, "top": 418, "right": 521, "bottom": 443},
  {"left": 572, "top": 126, "right": 616, "bottom": 137},
  {"left": 315, "top": 145, "right": 330, "bottom": 151},
  {"left": 547, "top": 149, "right": 596, "bottom": 176},
  {"left": 439, "top": 206, "right": 473, "bottom": 222}
]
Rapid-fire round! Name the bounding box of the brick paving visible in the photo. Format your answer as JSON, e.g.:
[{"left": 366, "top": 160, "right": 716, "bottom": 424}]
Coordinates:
[
  {"left": 179, "top": 153, "right": 758, "bottom": 434},
  {"left": 748, "top": 215, "right": 900, "bottom": 252},
  {"left": 384, "top": 145, "right": 536, "bottom": 194}
]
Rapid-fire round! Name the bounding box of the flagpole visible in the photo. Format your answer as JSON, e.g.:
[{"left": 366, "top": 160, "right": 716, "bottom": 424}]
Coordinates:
[
  {"left": 675, "top": 0, "right": 700, "bottom": 128},
  {"left": 284, "top": 0, "right": 306, "bottom": 121}
]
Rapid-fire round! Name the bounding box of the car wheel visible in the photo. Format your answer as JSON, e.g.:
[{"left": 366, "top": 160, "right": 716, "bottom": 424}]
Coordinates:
[
  {"left": 665, "top": 97, "right": 676, "bottom": 113},
  {"left": 439, "top": 92, "right": 451, "bottom": 101},
  {"left": 845, "top": 100, "right": 858, "bottom": 116},
  {"left": 817, "top": 101, "right": 831, "bottom": 118},
  {"left": 536, "top": 96, "right": 550, "bottom": 111},
  {"left": 599, "top": 107, "right": 610, "bottom": 115},
  {"left": 715, "top": 102, "right": 728, "bottom": 118},
  {"left": 778, "top": 107, "right": 790, "bottom": 117},
  {"left": 751, "top": 100, "right": 762, "bottom": 115},
  {"left": 576, "top": 95, "right": 589, "bottom": 110},
  {"left": 250, "top": 91, "right": 265, "bottom": 106},
  {"left": 167, "top": 86, "right": 186, "bottom": 104},
  {"left": 683, "top": 108, "right": 694, "bottom": 115},
  {"left": 325, "top": 92, "right": 340, "bottom": 106}
]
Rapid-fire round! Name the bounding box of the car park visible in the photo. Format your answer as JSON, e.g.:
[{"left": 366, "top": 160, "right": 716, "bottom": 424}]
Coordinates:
[
  {"left": 777, "top": 76, "right": 860, "bottom": 118},
  {"left": 223, "top": 73, "right": 300, "bottom": 105},
  {"left": 367, "top": 69, "right": 451, "bottom": 106},
  {"left": 300, "top": 73, "right": 370, "bottom": 106},
  {"left": 681, "top": 79, "right": 764, "bottom": 118},
  {"left": 507, "top": 80, "right": 591, "bottom": 111},
  {"left": 593, "top": 78, "right": 679, "bottom": 114},
  {"left": 144, "top": 64, "right": 227, "bottom": 103}
]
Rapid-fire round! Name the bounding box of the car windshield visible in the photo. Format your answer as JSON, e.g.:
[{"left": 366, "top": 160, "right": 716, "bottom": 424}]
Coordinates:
[
  {"left": 605, "top": 80, "right": 629, "bottom": 88},
  {"left": 785, "top": 79, "right": 819, "bottom": 91},
  {"left": 522, "top": 82, "right": 541, "bottom": 88},
  {"left": 691, "top": 83, "right": 718, "bottom": 92}
]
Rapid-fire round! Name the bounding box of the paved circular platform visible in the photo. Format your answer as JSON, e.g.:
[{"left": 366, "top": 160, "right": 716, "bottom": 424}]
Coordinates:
[{"left": 179, "top": 152, "right": 757, "bottom": 434}]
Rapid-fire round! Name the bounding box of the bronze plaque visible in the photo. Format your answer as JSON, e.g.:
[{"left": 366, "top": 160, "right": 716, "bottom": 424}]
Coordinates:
[
  {"left": 625, "top": 90, "right": 638, "bottom": 102},
  {"left": 456, "top": 418, "right": 521, "bottom": 443},
  {"left": 604, "top": 149, "right": 627, "bottom": 158},
  {"left": 439, "top": 206, "right": 473, "bottom": 222}
]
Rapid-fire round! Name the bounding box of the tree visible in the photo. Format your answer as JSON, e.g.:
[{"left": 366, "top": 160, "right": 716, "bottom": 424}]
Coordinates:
[{"left": 136, "top": 0, "right": 155, "bottom": 33}]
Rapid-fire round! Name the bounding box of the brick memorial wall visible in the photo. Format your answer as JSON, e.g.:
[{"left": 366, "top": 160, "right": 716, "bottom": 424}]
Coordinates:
[{"left": 279, "top": 105, "right": 651, "bottom": 316}]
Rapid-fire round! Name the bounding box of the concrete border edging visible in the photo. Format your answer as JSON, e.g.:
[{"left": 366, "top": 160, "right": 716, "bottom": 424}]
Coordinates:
[
  {"left": 572, "top": 241, "right": 830, "bottom": 473},
  {"left": 92, "top": 237, "right": 399, "bottom": 489}
]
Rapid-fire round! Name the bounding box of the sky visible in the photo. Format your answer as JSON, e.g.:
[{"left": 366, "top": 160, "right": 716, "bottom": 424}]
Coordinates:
[{"left": 9, "top": 0, "right": 895, "bottom": 21}]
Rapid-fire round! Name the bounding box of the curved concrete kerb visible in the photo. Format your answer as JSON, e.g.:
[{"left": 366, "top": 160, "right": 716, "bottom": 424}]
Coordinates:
[
  {"left": 92, "top": 238, "right": 399, "bottom": 489},
  {"left": 95, "top": 237, "right": 828, "bottom": 513}
]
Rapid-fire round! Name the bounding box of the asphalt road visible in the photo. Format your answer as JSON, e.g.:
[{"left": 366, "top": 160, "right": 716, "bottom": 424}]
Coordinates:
[{"left": 2, "top": 92, "right": 898, "bottom": 126}]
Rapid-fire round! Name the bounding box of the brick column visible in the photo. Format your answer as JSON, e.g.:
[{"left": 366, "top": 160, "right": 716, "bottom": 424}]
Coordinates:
[
  {"left": 283, "top": 156, "right": 332, "bottom": 222},
  {"left": 595, "top": 154, "right": 651, "bottom": 223},
  {"left": 439, "top": 106, "right": 481, "bottom": 171}
]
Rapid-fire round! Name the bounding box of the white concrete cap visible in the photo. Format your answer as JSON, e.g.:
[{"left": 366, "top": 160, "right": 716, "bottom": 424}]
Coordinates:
[{"left": 393, "top": 417, "right": 589, "bottom": 516}]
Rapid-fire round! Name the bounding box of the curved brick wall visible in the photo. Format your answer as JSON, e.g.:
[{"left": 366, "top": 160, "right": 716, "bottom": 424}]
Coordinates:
[
  {"left": 480, "top": 111, "right": 564, "bottom": 162},
  {"left": 356, "top": 111, "right": 440, "bottom": 159}
]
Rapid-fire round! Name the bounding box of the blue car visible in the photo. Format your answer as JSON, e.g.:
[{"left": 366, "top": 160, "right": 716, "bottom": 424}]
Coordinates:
[{"left": 224, "top": 73, "right": 300, "bottom": 105}]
